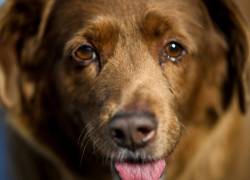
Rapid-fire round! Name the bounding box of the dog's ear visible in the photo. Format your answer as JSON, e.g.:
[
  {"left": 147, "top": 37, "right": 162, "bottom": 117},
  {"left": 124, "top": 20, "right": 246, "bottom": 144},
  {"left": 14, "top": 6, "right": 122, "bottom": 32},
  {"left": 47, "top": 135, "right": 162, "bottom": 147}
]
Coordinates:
[
  {"left": 0, "top": 0, "right": 54, "bottom": 109},
  {"left": 203, "top": 0, "right": 249, "bottom": 113}
]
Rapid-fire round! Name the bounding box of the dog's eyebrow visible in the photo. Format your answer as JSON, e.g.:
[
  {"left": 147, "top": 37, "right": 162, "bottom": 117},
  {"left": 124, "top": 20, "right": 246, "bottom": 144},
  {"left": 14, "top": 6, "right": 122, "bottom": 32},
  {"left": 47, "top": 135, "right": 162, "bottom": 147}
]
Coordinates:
[
  {"left": 141, "top": 10, "right": 171, "bottom": 38},
  {"left": 84, "top": 16, "right": 120, "bottom": 42},
  {"left": 141, "top": 7, "right": 204, "bottom": 53},
  {"left": 64, "top": 16, "right": 119, "bottom": 55}
]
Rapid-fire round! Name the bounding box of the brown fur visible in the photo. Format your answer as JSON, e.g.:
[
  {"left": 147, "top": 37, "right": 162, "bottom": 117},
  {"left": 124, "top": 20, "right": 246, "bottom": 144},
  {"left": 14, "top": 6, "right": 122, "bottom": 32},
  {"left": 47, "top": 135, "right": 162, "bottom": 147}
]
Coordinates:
[{"left": 0, "top": 0, "right": 249, "bottom": 179}]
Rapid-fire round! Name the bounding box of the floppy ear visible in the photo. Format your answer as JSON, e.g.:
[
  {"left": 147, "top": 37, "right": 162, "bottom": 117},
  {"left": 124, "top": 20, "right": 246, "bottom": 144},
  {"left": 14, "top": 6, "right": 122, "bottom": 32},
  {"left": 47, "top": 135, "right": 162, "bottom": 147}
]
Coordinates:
[
  {"left": 0, "top": 0, "right": 54, "bottom": 109},
  {"left": 203, "top": 0, "right": 249, "bottom": 113}
]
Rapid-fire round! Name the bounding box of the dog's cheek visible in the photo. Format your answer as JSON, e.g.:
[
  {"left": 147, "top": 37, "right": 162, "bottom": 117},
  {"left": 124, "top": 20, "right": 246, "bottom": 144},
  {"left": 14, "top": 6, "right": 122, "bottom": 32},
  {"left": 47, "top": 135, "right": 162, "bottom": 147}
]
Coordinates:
[
  {"left": 160, "top": 56, "right": 201, "bottom": 111},
  {"left": 56, "top": 62, "right": 99, "bottom": 101},
  {"left": 161, "top": 51, "right": 227, "bottom": 126}
]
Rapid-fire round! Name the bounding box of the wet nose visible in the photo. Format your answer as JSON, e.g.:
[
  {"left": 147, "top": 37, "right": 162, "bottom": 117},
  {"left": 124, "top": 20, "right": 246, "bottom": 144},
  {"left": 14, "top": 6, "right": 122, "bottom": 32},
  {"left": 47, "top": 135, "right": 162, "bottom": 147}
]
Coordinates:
[{"left": 109, "top": 112, "right": 157, "bottom": 150}]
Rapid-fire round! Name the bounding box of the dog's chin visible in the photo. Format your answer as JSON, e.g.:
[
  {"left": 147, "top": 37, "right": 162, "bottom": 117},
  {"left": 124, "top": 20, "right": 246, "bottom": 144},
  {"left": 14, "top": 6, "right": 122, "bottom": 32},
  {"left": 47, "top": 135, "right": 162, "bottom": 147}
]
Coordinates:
[{"left": 111, "top": 159, "right": 166, "bottom": 180}]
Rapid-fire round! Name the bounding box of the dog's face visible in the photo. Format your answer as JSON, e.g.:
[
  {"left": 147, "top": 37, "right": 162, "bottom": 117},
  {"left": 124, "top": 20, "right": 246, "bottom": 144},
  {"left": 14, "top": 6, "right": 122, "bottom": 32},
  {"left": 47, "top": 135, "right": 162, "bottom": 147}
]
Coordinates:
[{"left": 0, "top": 0, "right": 248, "bottom": 179}]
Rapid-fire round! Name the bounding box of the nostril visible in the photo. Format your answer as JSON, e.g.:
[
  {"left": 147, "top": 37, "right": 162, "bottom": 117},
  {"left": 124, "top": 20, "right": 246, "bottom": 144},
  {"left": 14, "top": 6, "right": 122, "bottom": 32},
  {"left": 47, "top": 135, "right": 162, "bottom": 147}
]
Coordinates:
[
  {"left": 111, "top": 129, "right": 125, "bottom": 142},
  {"left": 109, "top": 118, "right": 129, "bottom": 147},
  {"left": 142, "top": 130, "right": 156, "bottom": 143},
  {"left": 137, "top": 126, "right": 156, "bottom": 142},
  {"left": 137, "top": 126, "right": 153, "bottom": 135},
  {"left": 133, "top": 126, "right": 156, "bottom": 145}
]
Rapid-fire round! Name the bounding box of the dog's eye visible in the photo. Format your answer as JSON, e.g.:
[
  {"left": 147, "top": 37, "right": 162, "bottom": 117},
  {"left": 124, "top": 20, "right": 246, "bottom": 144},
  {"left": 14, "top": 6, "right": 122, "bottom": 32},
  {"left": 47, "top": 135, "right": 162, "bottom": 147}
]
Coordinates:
[
  {"left": 72, "top": 44, "right": 97, "bottom": 65},
  {"left": 163, "top": 41, "right": 186, "bottom": 62}
]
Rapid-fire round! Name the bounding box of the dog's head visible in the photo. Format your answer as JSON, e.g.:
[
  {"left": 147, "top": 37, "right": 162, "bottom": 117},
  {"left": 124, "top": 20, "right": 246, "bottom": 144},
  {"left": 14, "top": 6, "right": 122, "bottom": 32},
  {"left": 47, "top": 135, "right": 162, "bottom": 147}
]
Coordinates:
[{"left": 0, "top": 0, "right": 248, "bottom": 179}]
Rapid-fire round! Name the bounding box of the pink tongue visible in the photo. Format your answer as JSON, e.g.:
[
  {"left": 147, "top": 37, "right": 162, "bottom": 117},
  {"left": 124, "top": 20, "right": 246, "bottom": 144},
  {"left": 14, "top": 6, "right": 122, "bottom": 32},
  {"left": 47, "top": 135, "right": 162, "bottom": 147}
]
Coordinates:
[{"left": 115, "top": 160, "right": 166, "bottom": 180}]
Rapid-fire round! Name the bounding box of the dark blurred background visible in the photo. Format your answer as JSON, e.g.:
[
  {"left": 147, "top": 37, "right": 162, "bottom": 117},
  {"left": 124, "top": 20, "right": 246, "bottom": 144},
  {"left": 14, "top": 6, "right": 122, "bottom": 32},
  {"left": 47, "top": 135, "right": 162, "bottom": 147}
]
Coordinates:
[
  {"left": 0, "top": 0, "right": 7, "bottom": 169},
  {"left": 0, "top": 0, "right": 249, "bottom": 180},
  {"left": 0, "top": 1, "right": 8, "bottom": 179},
  {"left": 0, "top": 109, "right": 7, "bottom": 180},
  {"left": 0, "top": 2, "right": 8, "bottom": 180}
]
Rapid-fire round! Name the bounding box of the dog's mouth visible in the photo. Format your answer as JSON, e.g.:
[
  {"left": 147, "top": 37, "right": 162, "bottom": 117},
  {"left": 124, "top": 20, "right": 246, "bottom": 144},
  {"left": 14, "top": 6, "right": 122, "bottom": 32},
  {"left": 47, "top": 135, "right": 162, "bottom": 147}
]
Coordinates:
[{"left": 112, "top": 159, "right": 166, "bottom": 180}]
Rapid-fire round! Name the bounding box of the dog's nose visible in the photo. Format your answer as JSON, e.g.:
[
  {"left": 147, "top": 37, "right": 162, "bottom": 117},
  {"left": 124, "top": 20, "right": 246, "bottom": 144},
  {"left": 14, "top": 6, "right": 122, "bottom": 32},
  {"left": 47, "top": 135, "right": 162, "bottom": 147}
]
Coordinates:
[{"left": 109, "top": 112, "right": 157, "bottom": 150}]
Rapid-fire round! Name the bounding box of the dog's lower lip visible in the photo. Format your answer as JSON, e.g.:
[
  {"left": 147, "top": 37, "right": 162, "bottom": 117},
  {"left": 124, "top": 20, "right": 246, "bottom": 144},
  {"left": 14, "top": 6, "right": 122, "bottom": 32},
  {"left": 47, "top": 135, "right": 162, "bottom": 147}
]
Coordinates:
[{"left": 113, "top": 159, "right": 166, "bottom": 180}]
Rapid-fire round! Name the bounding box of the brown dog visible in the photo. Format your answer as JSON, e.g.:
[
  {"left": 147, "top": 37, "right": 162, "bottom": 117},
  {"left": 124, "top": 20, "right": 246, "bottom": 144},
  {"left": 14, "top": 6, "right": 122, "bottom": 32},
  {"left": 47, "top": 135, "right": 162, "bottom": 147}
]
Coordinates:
[{"left": 0, "top": 0, "right": 249, "bottom": 179}]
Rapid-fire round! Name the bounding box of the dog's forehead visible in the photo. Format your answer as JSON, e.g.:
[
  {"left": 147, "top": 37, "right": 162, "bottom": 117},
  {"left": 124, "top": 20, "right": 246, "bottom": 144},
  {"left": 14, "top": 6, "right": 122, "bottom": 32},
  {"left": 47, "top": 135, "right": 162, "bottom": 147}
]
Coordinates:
[
  {"left": 52, "top": 0, "right": 203, "bottom": 26},
  {"left": 49, "top": 0, "right": 205, "bottom": 46}
]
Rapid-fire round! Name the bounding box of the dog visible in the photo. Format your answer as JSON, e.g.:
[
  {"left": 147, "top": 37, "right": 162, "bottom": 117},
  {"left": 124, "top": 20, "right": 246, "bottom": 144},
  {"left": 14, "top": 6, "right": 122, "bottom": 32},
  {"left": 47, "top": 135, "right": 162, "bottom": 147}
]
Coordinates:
[{"left": 0, "top": 0, "right": 249, "bottom": 179}]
